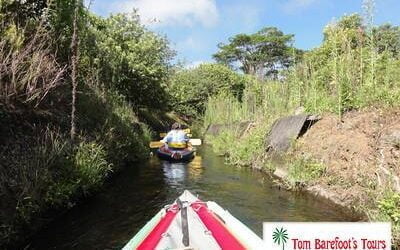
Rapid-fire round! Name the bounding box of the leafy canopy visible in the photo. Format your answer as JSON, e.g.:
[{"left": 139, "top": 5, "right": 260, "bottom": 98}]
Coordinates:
[
  {"left": 81, "top": 12, "right": 175, "bottom": 109},
  {"left": 213, "top": 27, "right": 299, "bottom": 80},
  {"left": 168, "top": 63, "right": 248, "bottom": 117}
]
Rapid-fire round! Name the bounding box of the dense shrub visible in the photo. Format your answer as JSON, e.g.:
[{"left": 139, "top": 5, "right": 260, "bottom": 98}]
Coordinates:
[
  {"left": 378, "top": 192, "right": 400, "bottom": 224},
  {"left": 168, "top": 63, "right": 248, "bottom": 117},
  {"left": 74, "top": 142, "right": 112, "bottom": 194},
  {"left": 81, "top": 12, "right": 174, "bottom": 109}
]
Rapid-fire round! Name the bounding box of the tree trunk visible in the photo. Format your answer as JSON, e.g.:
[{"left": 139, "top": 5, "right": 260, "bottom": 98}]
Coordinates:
[{"left": 70, "top": 0, "right": 79, "bottom": 141}]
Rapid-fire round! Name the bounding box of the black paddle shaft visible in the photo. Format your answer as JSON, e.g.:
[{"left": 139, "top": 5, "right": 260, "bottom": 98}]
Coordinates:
[{"left": 177, "top": 198, "right": 189, "bottom": 247}]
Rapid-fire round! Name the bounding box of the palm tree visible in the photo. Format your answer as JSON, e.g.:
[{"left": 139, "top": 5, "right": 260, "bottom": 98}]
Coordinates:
[{"left": 272, "top": 227, "right": 289, "bottom": 250}]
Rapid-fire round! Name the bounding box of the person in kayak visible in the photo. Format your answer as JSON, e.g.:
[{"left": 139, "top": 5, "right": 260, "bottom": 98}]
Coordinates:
[{"left": 161, "top": 122, "right": 189, "bottom": 149}]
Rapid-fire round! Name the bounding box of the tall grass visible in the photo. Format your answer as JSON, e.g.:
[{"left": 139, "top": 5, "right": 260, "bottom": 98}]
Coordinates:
[
  {"left": 74, "top": 142, "right": 112, "bottom": 194},
  {"left": 205, "top": 16, "right": 400, "bottom": 129},
  {"left": 0, "top": 23, "right": 66, "bottom": 110},
  {"left": 204, "top": 78, "right": 296, "bottom": 126},
  {"left": 208, "top": 125, "right": 267, "bottom": 166},
  {"left": 204, "top": 92, "right": 249, "bottom": 125}
]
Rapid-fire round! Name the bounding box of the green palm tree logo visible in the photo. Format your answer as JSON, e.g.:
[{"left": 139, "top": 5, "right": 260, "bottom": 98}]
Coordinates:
[{"left": 272, "top": 227, "right": 289, "bottom": 250}]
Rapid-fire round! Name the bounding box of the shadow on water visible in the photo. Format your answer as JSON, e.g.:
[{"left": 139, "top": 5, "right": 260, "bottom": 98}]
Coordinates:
[{"left": 28, "top": 146, "right": 356, "bottom": 249}]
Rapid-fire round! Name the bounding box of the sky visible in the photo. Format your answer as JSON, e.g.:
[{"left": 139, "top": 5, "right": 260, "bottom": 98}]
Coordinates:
[{"left": 89, "top": 0, "right": 400, "bottom": 67}]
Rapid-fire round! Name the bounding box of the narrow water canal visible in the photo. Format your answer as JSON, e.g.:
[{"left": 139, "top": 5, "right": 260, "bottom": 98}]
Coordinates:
[{"left": 28, "top": 146, "right": 354, "bottom": 249}]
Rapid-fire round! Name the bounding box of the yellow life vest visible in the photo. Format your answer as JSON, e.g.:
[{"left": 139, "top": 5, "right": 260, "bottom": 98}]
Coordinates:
[{"left": 168, "top": 142, "right": 187, "bottom": 149}]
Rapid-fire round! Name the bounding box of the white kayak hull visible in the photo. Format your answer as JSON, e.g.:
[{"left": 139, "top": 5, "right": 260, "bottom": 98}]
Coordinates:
[{"left": 122, "top": 190, "right": 265, "bottom": 250}]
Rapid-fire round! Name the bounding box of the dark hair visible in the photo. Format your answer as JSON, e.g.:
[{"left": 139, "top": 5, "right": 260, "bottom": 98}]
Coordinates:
[{"left": 171, "top": 122, "right": 181, "bottom": 130}]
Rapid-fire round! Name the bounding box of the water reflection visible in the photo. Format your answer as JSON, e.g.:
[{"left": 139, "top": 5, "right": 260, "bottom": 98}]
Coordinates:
[
  {"left": 188, "top": 156, "right": 203, "bottom": 181},
  {"left": 162, "top": 161, "right": 186, "bottom": 185},
  {"left": 162, "top": 156, "right": 204, "bottom": 186}
]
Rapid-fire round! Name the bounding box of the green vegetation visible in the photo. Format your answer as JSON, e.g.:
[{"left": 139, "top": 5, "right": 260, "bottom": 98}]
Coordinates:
[
  {"left": 213, "top": 27, "right": 301, "bottom": 80},
  {"left": 204, "top": 92, "right": 247, "bottom": 125},
  {"left": 168, "top": 63, "right": 249, "bottom": 118},
  {"left": 81, "top": 12, "right": 174, "bottom": 109},
  {"left": 374, "top": 191, "right": 400, "bottom": 243},
  {"left": 286, "top": 158, "right": 326, "bottom": 187},
  {"left": 204, "top": 79, "right": 295, "bottom": 125},
  {"left": 0, "top": 0, "right": 171, "bottom": 247},
  {"left": 207, "top": 123, "right": 266, "bottom": 167},
  {"left": 378, "top": 192, "right": 400, "bottom": 224},
  {"left": 73, "top": 142, "right": 112, "bottom": 194}
]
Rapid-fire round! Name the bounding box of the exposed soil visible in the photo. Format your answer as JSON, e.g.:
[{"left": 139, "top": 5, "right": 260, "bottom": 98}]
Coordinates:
[{"left": 293, "top": 107, "right": 400, "bottom": 208}]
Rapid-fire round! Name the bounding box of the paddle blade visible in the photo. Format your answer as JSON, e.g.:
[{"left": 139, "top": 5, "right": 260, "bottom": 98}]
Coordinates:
[
  {"left": 149, "top": 141, "right": 164, "bottom": 148},
  {"left": 189, "top": 139, "right": 202, "bottom": 146},
  {"left": 149, "top": 139, "right": 202, "bottom": 148}
]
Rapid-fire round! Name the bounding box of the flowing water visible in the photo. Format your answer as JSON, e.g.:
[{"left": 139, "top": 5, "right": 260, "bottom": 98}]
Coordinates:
[{"left": 28, "top": 146, "right": 355, "bottom": 249}]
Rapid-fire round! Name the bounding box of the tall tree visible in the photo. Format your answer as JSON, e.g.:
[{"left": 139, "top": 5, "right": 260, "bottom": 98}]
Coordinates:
[
  {"left": 82, "top": 12, "right": 174, "bottom": 109},
  {"left": 213, "top": 27, "right": 297, "bottom": 80}
]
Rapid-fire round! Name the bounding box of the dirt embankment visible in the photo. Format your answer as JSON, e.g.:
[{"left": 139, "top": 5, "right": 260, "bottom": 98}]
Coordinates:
[
  {"left": 291, "top": 108, "right": 400, "bottom": 209},
  {"left": 257, "top": 108, "right": 400, "bottom": 247}
]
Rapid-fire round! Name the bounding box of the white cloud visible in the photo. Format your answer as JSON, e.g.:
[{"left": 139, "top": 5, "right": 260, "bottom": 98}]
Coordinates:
[
  {"left": 283, "top": 0, "right": 318, "bottom": 13},
  {"left": 116, "top": 0, "right": 218, "bottom": 27},
  {"left": 224, "top": 4, "right": 262, "bottom": 30},
  {"left": 176, "top": 36, "right": 205, "bottom": 52}
]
